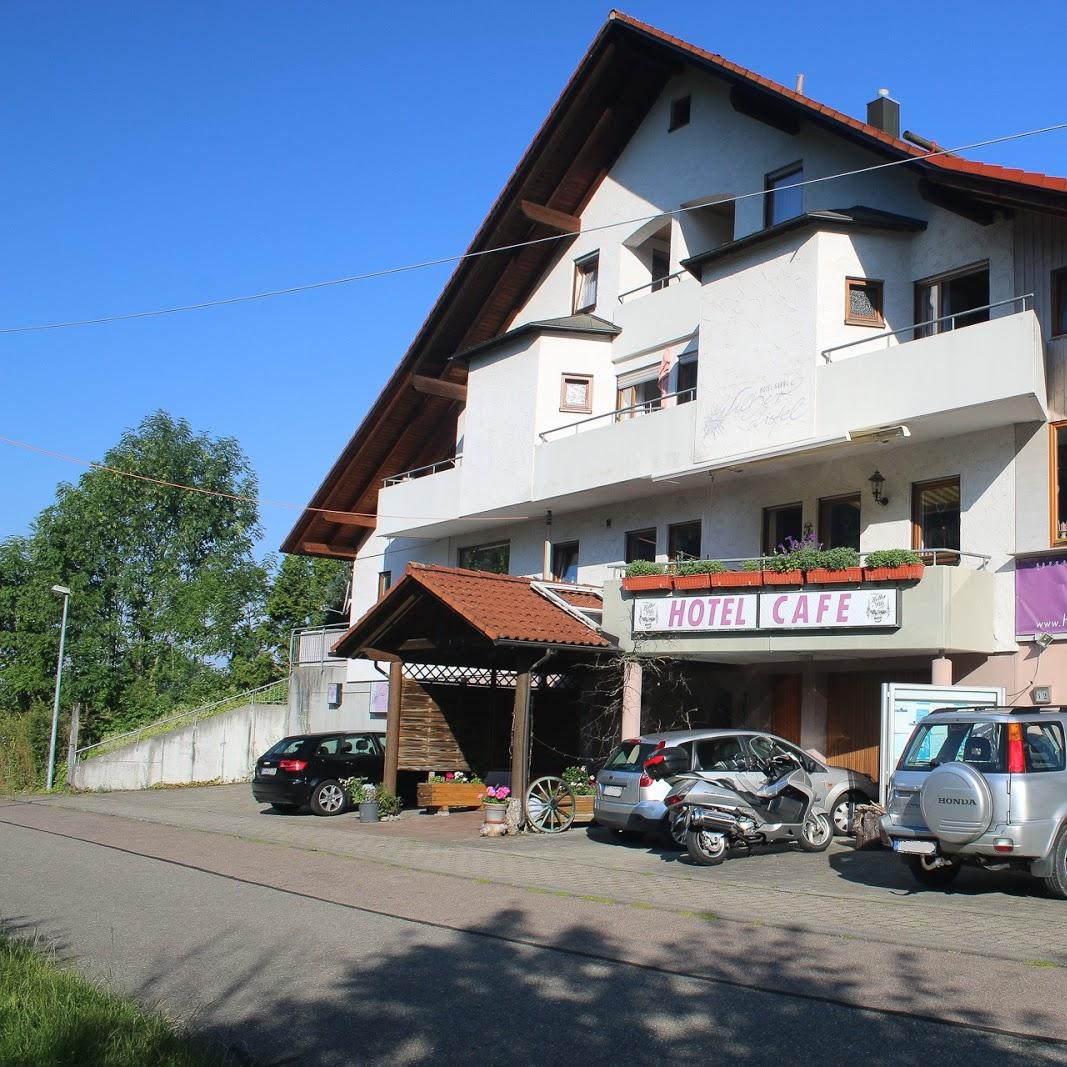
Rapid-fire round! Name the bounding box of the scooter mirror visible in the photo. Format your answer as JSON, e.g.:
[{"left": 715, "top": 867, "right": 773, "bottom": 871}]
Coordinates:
[{"left": 644, "top": 745, "right": 690, "bottom": 780}]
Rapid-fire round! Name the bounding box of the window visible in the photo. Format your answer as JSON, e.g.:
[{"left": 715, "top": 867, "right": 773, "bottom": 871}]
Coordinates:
[
  {"left": 377, "top": 570, "right": 392, "bottom": 598},
  {"left": 625, "top": 527, "right": 657, "bottom": 564},
  {"left": 551, "top": 541, "right": 579, "bottom": 583},
  {"left": 762, "top": 503, "right": 803, "bottom": 556},
  {"left": 901, "top": 720, "right": 1003, "bottom": 773},
  {"left": 912, "top": 477, "right": 961, "bottom": 559},
  {"left": 1025, "top": 722, "right": 1066, "bottom": 773},
  {"left": 458, "top": 541, "right": 510, "bottom": 574},
  {"left": 764, "top": 162, "right": 803, "bottom": 227},
  {"left": 694, "top": 736, "right": 747, "bottom": 771},
  {"left": 651, "top": 247, "right": 671, "bottom": 292},
  {"left": 914, "top": 265, "right": 989, "bottom": 339},
  {"left": 818, "top": 494, "right": 861, "bottom": 551},
  {"left": 845, "top": 278, "right": 884, "bottom": 326},
  {"left": 604, "top": 740, "right": 664, "bottom": 770},
  {"left": 343, "top": 734, "right": 381, "bottom": 756},
  {"left": 616, "top": 377, "right": 662, "bottom": 419},
  {"left": 1054, "top": 423, "right": 1067, "bottom": 544},
  {"left": 676, "top": 356, "right": 698, "bottom": 403},
  {"left": 668, "top": 520, "right": 702, "bottom": 562},
  {"left": 314, "top": 737, "right": 341, "bottom": 756},
  {"left": 573, "top": 252, "right": 599, "bottom": 313},
  {"left": 1053, "top": 268, "right": 1067, "bottom": 339},
  {"left": 560, "top": 373, "right": 593, "bottom": 414},
  {"left": 669, "top": 95, "right": 691, "bottom": 132}
]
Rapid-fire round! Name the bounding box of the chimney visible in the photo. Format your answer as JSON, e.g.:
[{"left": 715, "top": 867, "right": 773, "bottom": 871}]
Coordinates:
[{"left": 867, "top": 88, "right": 900, "bottom": 138}]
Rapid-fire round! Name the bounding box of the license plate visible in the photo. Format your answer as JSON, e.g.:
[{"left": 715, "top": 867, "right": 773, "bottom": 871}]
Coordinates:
[
  {"left": 261, "top": 766, "right": 277, "bottom": 776},
  {"left": 893, "top": 839, "right": 936, "bottom": 855},
  {"left": 601, "top": 784, "right": 622, "bottom": 797}
]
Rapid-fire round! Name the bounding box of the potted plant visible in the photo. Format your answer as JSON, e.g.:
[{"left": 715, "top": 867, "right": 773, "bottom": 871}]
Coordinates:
[
  {"left": 561, "top": 765, "right": 597, "bottom": 822},
  {"left": 346, "top": 778, "right": 379, "bottom": 822},
  {"left": 415, "top": 771, "right": 486, "bottom": 812},
  {"left": 672, "top": 559, "right": 725, "bottom": 590},
  {"left": 711, "top": 558, "right": 764, "bottom": 588},
  {"left": 863, "top": 549, "right": 925, "bottom": 583},
  {"left": 806, "top": 546, "right": 863, "bottom": 584},
  {"left": 622, "top": 559, "right": 671, "bottom": 591},
  {"left": 480, "top": 784, "right": 511, "bottom": 827},
  {"left": 376, "top": 789, "right": 403, "bottom": 821},
  {"left": 763, "top": 534, "right": 821, "bottom": 585}
]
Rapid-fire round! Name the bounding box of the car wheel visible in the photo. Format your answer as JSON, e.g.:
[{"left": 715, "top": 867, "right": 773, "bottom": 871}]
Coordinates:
[
  {"left": 906, "top": 854, "right": 962, "bottom": 887},
  {"left": 310, "top": 781, "right": 348, "bottom": 817},
  {"left": 686, "top": 829, "right": 727, "bottom": 866},
  {"left": 796, "top": 812, "right": 833, "bottom": 852},
  {"left": 1042, "top": 826, "right": 1067, "bottom": 900},
  {"left": 270, "top": 802, "right": 299, "bottom": 814},
  {"left": 660, "top": 810, "right": 688, "bottom": 849},
  {"left": 830, "top": 793, "right": 861, "bottom": 837}
]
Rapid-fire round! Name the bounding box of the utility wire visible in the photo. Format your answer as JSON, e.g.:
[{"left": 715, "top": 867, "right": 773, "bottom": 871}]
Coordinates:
[{"left": 2, "top": 121, "right": 1065, "bottom": 337}]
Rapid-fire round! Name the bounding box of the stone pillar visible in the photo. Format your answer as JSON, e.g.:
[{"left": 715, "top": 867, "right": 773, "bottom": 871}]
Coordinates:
[
  {"left": 931, "top": 655, "right": 953, "bottom": 686},
  {"left": 510, "top": 663, "right": 533, "bottom": 825},
  {"left": 621, "top": 659, "right": 643, "bottom": 740},
  {"left": 383, "top": 661, "right": 403, "bottom": 795}
]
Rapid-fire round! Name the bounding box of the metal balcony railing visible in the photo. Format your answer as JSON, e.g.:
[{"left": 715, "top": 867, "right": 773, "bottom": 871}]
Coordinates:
[
  {"left": 382, "top": 454, "right": 462, "bottom": 487},
  {"left": 821, "top": 294, "right": 1033, "bottom": 363},
  {"left": 617, "top": 269, "right": 686, "bottom": 304},
  {"left": 292, "top": 625, "right": 350, "bottom": 665},
  {"left": 538, "top": 387, "right": 697, "bottom": 442}
]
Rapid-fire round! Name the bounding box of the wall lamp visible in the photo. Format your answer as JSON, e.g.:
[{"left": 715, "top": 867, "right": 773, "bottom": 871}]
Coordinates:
[{"left": 868, "top": 470, "right": 889, "bottom": 506}]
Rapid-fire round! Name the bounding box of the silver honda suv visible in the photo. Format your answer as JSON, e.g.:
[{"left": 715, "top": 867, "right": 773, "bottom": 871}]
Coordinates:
[{"left": 881, "top": 706, "right": 1067, "bottom": 896}]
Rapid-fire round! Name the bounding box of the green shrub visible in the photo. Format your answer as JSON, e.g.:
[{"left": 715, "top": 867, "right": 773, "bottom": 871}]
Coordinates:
[
  {"left": 376, "top": 790, "right": 402, "bottom": 817},
  {"left": 624, "top": 559, "right": 665, "bottom": 577},
  {"left": 817, "top": 547, "right": 861, "bottom": 571},
  {"left": 864, "top": 549, "right": 922, "bottom": 568},
  {"left": 675, "top": 559, "right": 726, "bottom": 576},
  {"left": 739, "top": 558, "right": 763, "bottom": 572},
  {"left": 562, "top": 765, "right": 597, "bottom": 795},
  {"left": 342, "top": 777, "right": 367, "bottom": 803}
]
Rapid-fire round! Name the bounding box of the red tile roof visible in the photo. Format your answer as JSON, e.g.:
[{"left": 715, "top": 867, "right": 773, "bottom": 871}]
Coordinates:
[{"left": 610, "top": 10, "right": 1067, "bottom": 197}]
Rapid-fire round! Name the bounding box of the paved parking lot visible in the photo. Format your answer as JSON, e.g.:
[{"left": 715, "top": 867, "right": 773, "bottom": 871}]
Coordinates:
[{"left": 28, "top": 783, "right": 1067, "bottom": 965}]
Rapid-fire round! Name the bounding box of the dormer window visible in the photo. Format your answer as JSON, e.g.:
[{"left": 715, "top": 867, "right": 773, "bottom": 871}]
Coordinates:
[
  {"left": 573, "top": 252, "right": 599, "bottom": 313},
  {"left": 765, "top": 162, "right": 804, "bottom": 227}
]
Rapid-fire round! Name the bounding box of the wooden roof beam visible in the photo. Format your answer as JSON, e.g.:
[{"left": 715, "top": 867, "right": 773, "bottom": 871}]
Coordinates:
[
  {"left": 411, "top": 374, "right": 468, "bottom": 402},
  {"left": 520, "top": 200, "right": 581, "bottom": 234}
]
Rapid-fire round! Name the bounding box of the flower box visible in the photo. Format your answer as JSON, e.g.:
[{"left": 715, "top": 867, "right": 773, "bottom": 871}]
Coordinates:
[
  {"left": 416, "top": 781, "right": 486, "bottom": 811},
  {"left": 671, "top": 573, "right": 712, "bottom": 590},
  {"left": 864, "top": 564, "right": 925, "bottom": 583},
  {"left": 762, "top": 570, "right": 803, "bottom": 586},
  {"left": 805, "top": 567, "right": 864, "bottom": 584},
  {"left": 622, "top": 575, "right": 672, "bottom": 592},
  {"left": 572, "top": 794, "right": 595, "bottom": 824},
  {"left": 709, "top": 571, "right": 763, "bottom": 588}
]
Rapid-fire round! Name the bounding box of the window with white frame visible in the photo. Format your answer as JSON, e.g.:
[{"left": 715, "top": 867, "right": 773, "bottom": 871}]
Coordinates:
[{"left": 573, "top": 252, "right": 599, "bottom": 313}]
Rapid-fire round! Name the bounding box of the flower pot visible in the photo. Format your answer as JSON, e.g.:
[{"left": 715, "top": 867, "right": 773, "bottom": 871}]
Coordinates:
[
  {"left": 762, "top": 570, "right": 803, "bottom": 585},
  {"left": 572, "top": 793, "right": 595, "bottom": 824},
  {"left": 416, "top": 781, "right": 486, "bottom": 812},
  {"left": 709, "top": 571, "right": 763, "bottom": 588},
  {"left": 806, "top": 567, "right": 864, "bottom": 584},
  {"left": 863, "top": 564, "right": 925, "bottom": 583},
  {"left": 622, "top": 575, "right": 672, "bottom": 591},
  {"left": 359, "top": 800, "right": 380, "bottom": 823},
  {"left": 671, "top": 573, "right": 712, "bottom": 590},
  {"left": 483, "top": 803, "right": 508, "bottom": 825}
]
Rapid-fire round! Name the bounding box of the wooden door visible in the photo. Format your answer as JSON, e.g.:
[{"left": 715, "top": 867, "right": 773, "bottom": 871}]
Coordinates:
[
  {"left": 825, "top": 674, "right": 880, "bottom": 780},
  {"left": 770, "top": 674, "right": 802, "bottom": 744}
]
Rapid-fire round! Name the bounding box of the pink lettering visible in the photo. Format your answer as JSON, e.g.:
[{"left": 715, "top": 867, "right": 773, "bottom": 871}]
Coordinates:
[
  {"left": 687, "top": 599, "right": 706, "bottom": 627},
  {"left": 792, "top": 597, "right": 809, "bottom": 625},
  {"left": 721, "top": 598, "right": 735, "bottom": 625},
  {"left": 816, "top": 593, "right": 831, "bottom": 623},
  {"left": 735, "top": 597, "right": 749, "bottom": 626},
  {"left": 668, "top": 600, "right": 686, "bottom": 628},
  {"left": 707, "top": 598, "right": 721, "bottom": 626},
  {"left": 836, "top": 593, "right": 852, "bottom": 623},
  {"left": 772, "top": 596, "right": 787, "bottom": 624}
]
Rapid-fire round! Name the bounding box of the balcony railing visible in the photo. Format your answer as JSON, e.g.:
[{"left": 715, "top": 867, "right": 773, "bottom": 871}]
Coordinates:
[
  {"left": 382, "top": 455, "right": 462, "bottom": 487},
  {"left": 617, "top": 269, "right": 686, "bottom": 304},
  {"left": 538, "top": 387, "right": 697, "bottom": 442},
  {"left": 820, "top": 294, "right": 1033, "bottom": 363}
]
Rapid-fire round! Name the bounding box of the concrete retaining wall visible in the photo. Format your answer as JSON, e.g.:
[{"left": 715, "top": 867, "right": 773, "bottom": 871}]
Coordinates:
[{"left": 74, "top": 702, "right": 289, "bottom": 792}]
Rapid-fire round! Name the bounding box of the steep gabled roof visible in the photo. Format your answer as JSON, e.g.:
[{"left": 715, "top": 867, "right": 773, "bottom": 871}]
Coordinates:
[{"left": 286, "top": 10, "right": 1067, "bottom": 559}]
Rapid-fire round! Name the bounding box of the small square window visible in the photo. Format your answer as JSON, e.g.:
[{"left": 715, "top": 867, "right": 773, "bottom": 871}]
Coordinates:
[
  {"left": 669, "top": 95, "right": 691, "bottom": 132},
  {"left": 560, "top": 373, "right": 593, "bottom": 413},
  {"left": 377, "top": 570, "right": 392, "bottom": 598},
  {"left": 625, "top": 528, "right": 657, "bottom": 564},
  {"left": 762, "top": 503, "right": 803, "bottom": 556},
  {"left": 573, "top": 252, "right": 599, "bottom": 313},
  {"left": 552, "top": 541, "right": 579, "bottom": 583},
  {"left": 1052, "top": 268, "right": 1067, "bottom": 339},
  {"left": 845, "top": 278, "right": 884, "bottom": 326},
  {"left": 764, "top": 162, "right": 803, "bottom": 227},
  {"left": 668, "top": 520, "right": 701, "bottom": 562}
]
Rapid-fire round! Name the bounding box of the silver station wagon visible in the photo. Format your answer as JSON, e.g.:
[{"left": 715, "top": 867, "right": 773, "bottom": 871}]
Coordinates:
[{"left": 882, "top": 706, "right": 1067, "bottom": 896}]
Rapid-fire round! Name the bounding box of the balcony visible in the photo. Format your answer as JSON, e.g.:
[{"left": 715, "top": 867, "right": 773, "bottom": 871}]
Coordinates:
[
  {"left": 611, "top": 271, "right": 700, "bottom": 360},
  {"left": 376, "top": 457, "right": 464, "bottom": 539}
]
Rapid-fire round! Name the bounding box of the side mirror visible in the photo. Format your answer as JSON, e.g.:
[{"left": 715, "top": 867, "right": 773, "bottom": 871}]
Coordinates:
[{"left": 644, "top": 746, "right": 690, "bottom": 781}]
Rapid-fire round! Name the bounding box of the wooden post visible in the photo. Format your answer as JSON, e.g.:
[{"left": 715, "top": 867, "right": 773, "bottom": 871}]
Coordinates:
[
  {"left": 66, "top": 703, "right": 80, "bottom": 789},
  {"left": 383, "top": 661, "right": 403, "bottom": 794},
  {"left": 510, "top": 662, "right": 533, "bottom": 825},
  {"left": 621, "top": 659, "right": 642, "bottom": 740}
]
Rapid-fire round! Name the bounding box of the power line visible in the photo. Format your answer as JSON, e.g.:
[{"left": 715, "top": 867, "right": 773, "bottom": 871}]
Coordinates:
[{"left": 2, "top": 122, "right": 1065, "bottom": 337}]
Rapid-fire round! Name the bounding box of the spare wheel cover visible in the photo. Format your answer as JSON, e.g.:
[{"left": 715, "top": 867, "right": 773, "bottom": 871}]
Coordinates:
[{"left": 919, "top": 762, "right": 994, "bottom": 845}]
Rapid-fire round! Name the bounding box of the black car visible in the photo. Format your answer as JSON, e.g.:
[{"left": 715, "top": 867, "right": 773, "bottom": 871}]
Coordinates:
[{"left": 252, "top": 732, "right": 385, "bottom": 816}]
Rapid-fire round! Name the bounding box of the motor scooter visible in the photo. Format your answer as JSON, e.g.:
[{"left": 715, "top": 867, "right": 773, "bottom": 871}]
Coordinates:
[{"left": 645, "top": 745, "right": 833, "bottom": 866}]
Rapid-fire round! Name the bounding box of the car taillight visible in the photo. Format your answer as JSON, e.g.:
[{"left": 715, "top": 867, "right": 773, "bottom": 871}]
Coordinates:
[
  {"left": 1007, "top": 722, "right": 1025, "bottom": 774},
  {"left": 665, "top": 794, "right": 682, "bottom": 806},
  {"left": 639, "top": 773, "right": 653, "bottom": 787},
  {"left": 278, "top": 759, "right": 307, "bottom": 772}
]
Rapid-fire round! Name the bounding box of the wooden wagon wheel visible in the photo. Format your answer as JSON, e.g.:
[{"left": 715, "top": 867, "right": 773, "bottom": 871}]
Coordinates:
[{"left": 525, "top": 775, "right": 577, "bottom": 833}]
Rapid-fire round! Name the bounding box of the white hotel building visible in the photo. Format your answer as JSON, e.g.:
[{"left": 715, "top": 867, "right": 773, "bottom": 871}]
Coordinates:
[{"left": 285, "top": 13, "right": 1067, "bottom": 781}]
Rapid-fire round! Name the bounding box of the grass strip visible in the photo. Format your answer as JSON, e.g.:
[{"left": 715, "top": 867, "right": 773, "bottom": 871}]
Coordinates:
[{"left": 0, "top": 934, "right": 230, "bottom": 1067}]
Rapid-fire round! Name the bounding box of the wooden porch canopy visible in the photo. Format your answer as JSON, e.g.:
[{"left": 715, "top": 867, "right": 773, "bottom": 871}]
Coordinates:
[{"left": 331, "top": 564, "right": 613, "bottom": 806}]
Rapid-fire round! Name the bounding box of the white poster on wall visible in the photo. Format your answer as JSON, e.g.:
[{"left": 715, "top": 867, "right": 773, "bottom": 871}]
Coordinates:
[{"left": 759, "top": 589, "right": 898, "bottom": 629}]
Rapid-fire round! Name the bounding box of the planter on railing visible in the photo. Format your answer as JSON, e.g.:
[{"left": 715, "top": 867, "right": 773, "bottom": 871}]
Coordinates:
[
  {"left": 710, "top": 571, "right": 763, "bottom": 588},
  {"left": 622, "top": 574, "right": 673, "bottom": 592},
  {"left": 805, "top": 567, "right": 864, "bottom": 584},
  {"left": 671, "top": 573, "right": 712, "bottom": 590},
  {"left": 762, "top": 570, "right": 803, "bottom": 586},
  {"left": 863, "top": 564, "right": 925, "bottom": 583}
]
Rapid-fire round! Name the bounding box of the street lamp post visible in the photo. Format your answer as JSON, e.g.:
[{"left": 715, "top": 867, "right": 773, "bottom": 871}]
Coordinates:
[{"left": 46, "top": 584, "right": 71, "bottom": 791}]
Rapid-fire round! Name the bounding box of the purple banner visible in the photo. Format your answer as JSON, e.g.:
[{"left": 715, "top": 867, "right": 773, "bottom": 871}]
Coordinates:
[{"left": 1016, "top": 556, "right": 1067, "bottom": 635}]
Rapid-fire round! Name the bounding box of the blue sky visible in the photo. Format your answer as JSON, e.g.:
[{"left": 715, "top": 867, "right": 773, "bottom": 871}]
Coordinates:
[{"left": 3, "top": 1, "right": 1066, "bottom": 559}]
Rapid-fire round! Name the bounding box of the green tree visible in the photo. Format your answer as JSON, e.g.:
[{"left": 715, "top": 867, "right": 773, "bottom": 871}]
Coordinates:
[
  {"left": 0, "top": 411, "right": 270, "bottom": 746},
  {"left": 263, "top": 554, "right": 349, "bottom": 669}
]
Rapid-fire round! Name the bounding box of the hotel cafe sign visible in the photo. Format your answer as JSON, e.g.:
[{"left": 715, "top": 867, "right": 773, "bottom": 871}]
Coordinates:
[{"left": 633, "top": 589, "right": 899, "bottom": 634}]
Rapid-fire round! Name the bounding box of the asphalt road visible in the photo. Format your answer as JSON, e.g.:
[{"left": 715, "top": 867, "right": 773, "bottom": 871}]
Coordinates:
[{"left": 3, "top": 809, "right": 1067, "bottom": 1066}]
